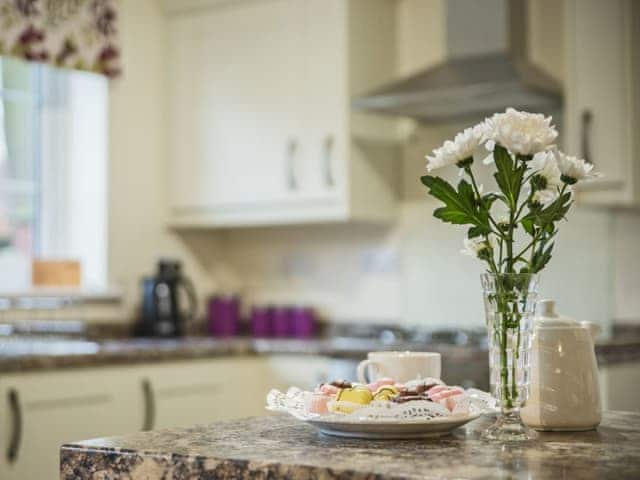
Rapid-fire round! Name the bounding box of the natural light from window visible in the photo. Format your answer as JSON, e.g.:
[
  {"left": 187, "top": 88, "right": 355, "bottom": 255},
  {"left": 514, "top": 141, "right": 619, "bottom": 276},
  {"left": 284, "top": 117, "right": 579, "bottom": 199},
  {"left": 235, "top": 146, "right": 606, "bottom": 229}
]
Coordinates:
[{"left": 0, "top": 56, "right": 108, "bottom": 292}]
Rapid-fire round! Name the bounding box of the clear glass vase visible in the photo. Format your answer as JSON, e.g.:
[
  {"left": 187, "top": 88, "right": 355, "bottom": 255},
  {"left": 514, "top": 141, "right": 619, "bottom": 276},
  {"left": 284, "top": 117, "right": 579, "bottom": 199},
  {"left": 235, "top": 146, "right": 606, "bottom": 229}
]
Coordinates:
[{"left": 481, "top": 273, "right": 539, "bottom": 442}]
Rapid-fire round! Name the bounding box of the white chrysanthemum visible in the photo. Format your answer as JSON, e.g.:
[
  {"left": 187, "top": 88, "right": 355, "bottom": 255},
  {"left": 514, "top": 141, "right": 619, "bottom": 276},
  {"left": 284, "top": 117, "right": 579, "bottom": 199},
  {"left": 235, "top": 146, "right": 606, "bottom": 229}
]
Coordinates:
[
  {"left": 461, "top": 236, "right": 495, "bottom": 258},
  {"left": 555, "top": 150, "right": 599, "bottom": 184},
  {"left": 484, "top": 108, "right": 558, "bottom": 156},
  {"left": 529, "top": 150, "right": 562, "bottom": 191},
  {"left": 496, "top": 214, "right": 510, "bottom": 230},
  {"left": 426, "top": 123, "right": 487, "bottom": 172},
  {"left": 531, "top": 188, "right": 558, "bottom": 208}
]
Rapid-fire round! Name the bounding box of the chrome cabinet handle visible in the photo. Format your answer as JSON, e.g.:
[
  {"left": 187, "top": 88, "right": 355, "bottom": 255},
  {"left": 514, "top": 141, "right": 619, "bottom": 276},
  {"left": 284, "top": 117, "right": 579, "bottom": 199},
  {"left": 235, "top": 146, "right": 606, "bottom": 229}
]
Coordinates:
[
  {"left": 581, "top": 109, "right": 593, "bottom": 164},
  {"left": 286, "top": 139, "right": 298, "bottom": 191},
  {"left": 141, "top": 379, "right": 155, "bottom": 431},
  {"left": 7, "top": 389, "right": 21, "bottom": 463},
  {"left": 323, "top": 135, "right": 335, "bottom": 188}
]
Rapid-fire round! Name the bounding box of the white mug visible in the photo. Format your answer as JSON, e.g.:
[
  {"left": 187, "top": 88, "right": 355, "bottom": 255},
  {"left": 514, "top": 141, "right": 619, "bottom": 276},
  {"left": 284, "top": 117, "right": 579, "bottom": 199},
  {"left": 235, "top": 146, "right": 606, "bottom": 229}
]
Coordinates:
[{"left": 357, "top": 351, "right": 441, "bottom": 384}]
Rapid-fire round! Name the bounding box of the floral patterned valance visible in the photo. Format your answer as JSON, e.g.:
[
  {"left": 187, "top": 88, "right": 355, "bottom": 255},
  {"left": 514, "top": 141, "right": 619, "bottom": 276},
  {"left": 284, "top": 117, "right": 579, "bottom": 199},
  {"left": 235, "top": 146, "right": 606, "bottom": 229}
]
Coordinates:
[{"left": 0, "top": 0, "right": 120, "bottom": 77}]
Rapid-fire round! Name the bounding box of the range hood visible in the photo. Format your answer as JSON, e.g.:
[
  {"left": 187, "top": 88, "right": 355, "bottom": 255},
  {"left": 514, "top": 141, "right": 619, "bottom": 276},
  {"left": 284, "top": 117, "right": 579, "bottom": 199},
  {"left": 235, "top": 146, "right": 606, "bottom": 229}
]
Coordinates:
[{"left": 352, "top": 0, "right": 562, "bottom": 122}]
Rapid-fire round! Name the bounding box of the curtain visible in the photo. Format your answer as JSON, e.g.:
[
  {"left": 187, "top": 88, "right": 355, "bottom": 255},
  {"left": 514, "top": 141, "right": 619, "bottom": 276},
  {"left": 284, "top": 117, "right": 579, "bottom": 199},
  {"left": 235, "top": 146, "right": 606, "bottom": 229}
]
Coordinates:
[{"left": 0, "top": 0, "right": 120, "bottom": 77}]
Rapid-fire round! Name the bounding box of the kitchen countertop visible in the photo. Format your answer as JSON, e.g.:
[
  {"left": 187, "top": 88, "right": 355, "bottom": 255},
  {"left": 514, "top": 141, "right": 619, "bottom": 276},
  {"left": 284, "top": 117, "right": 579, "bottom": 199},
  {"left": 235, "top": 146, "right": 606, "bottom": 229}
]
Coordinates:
[
  {"left": 60, "top": 411, "right": 640, "bottom": 479},
  {"left": 1, "top": 334, "right": 639, "bottom": 373}
]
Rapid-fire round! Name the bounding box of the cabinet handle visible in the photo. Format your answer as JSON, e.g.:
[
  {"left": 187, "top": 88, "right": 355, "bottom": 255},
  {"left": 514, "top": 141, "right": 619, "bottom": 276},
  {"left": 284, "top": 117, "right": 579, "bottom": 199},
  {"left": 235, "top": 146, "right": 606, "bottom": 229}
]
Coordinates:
[
  {"left": 7, "top": 389, "right": 21, "bottom": 464},
  {"left": 323, "top": 135, "right": 335, "bottom": 188},
  {"left": 581, "top": 109, "right": 593, "bottom": 164},
  {"left": 286, "top": 139, "right": 298, "bottom": 191},
  {"left": 141, "top": 379, "right": 155, "bottom": 431}
]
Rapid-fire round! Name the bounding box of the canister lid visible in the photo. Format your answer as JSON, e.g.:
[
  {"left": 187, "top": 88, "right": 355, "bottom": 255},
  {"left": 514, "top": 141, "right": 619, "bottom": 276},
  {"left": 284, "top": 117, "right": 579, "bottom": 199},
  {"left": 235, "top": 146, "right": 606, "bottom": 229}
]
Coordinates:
[
  {"left": 535, "top": 299, "right": 578, "bottom": 327},
  {"left": 537, "top": 299, "right": 557, "bottom": 317}
]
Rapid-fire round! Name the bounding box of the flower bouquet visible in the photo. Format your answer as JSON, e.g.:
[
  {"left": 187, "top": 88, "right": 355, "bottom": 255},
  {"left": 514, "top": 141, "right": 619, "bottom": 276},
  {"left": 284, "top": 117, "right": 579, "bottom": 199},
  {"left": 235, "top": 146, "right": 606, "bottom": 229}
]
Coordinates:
[{"left": 421, "top": 108, "right": 599, "bottom": 441}]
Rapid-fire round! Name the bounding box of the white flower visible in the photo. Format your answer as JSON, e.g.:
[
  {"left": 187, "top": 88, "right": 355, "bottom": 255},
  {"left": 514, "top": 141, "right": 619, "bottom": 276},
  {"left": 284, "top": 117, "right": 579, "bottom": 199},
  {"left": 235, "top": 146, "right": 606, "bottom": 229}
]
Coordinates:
[
  {"left": 425, "top": 123, "right": 487, "bottom": 172},
  {"left": 531, "top": 188, "right": 558, "bottom": 208},
  {"left": 496, "top": 214, "right": 510, "bottom": 229},
  {"left": 529, "top": 150, "right": 563, "bottom": 191},
  {"left": 484, "top": 108, "right": 558, "bottom": 156},
  {"left": 461, "top": 236, "right": 495, "bottom": 259},
  {"left": 555, "top": 150, "right": 599, "bottom": 184}
]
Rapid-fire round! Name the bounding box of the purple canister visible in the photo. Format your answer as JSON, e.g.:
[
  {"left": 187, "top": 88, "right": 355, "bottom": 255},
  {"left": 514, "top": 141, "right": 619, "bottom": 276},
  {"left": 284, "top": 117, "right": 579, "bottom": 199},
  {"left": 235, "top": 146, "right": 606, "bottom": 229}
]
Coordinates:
[
  {"left": 291, "top": 307, "right": 316, "bottom": 338},
  {"left": 208, "top": 295, "right": 240, "bottom": 337},
  {"left": 250, "top": 306, "right": 272, "bottom": 337},
  {"left": 271, "top": 306, "right": 293, "bottom": 337}
]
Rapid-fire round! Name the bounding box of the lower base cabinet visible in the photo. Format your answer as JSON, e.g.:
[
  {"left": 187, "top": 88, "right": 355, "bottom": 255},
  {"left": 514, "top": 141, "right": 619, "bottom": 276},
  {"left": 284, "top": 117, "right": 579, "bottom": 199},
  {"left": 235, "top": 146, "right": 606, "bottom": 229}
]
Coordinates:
[
  {"left": 599, "top": 362, "right": 640, "bottom": 412},
  {"left": 0, "top": 357, "right": 276, "bottom": 480}
]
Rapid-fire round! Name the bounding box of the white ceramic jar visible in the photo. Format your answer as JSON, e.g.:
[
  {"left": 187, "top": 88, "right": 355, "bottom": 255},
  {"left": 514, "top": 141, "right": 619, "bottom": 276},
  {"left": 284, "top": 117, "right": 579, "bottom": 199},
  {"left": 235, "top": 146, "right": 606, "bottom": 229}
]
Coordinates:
[{"left": 521, "top": 300, "right": 602, "bottom": 431}]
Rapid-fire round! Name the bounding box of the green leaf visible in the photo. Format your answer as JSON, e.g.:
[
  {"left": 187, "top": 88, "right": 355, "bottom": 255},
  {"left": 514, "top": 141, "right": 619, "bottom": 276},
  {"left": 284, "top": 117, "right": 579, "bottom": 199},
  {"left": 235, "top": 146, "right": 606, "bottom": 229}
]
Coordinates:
[
  {"left": 520, "top": 192, "right": 572, "bottom": 239},
  {"left": 521, "top": 217, "right": 535, "bottom": 236},
  {"left": 480, "top": 192, "right": 502, "bottom": 211},
  {"left": 539, "top": 192, "right": 572, "bottom": 225},
  {"left": 468, "top": 226, "right": 485, "bottom": 238},
  {"left": 493, "top": 145, "right": 524, "bottom": 208},
  {"left": 531, "top": 242, "right": 554, "bottom": 273},
  {"left": 421, "top": 175, "right": 492, "bottom": 235}
]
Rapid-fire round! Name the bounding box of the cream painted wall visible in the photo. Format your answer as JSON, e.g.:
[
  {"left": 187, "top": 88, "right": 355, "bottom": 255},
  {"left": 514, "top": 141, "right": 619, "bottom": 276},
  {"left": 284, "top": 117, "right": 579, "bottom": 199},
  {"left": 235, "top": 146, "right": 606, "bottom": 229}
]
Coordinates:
[
  {"left": 108, "top": 0, "right": 227, "bottom": 319},
  {"left": 216, "top": 0, "right": 618, "bottom": 330},
  {"left": 104, "top": 0, "right": 637, "bottom": 329},
  {"left": 222, "top": 123, "right": 614, "bottom": 331}
]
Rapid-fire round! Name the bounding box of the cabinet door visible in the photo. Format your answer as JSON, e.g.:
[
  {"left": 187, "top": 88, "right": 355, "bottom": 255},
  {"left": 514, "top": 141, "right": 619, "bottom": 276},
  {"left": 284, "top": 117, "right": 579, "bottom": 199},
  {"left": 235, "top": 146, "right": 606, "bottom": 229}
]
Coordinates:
[
  {"left": 144, "top": 358, "right": 271, "bottom": 429},
  {"left": 193, "top": 0, "right": 306, "bottom": 208},
  {"left": 0, "top": 368, "right": 141, "bottom": 480},
  {"left": 168, "top": 14, "right": 208, "bottom": 209},
  {"left": 298, "top": 0, "right": 347, "bottom": 200},
  {"left": 565, "top": 0, "right": 634, "bottom": 204},
  {"left": 599, "top": 363, "right": 640, "bottom": 412}
]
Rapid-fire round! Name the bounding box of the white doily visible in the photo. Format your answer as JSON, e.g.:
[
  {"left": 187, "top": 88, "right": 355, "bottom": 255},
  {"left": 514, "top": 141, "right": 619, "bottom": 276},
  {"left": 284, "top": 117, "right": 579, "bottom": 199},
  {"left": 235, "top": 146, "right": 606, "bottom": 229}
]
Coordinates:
[{"left": 266, "top": 386, "right": 497, "bottom": 423}]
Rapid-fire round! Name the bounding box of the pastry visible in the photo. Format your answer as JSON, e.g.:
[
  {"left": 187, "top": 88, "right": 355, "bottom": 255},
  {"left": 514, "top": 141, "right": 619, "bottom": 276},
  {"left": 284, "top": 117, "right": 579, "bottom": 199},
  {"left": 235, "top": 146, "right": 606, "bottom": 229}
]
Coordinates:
[
  {"left": 427, "top": 385, "right": 464, "bottom": 411},
  {"left": 306, "top": 393, "right": 331, "bottom": 414},
  {"left": 391, "top": 394, "right": 431, "bottom": 403},
  {"left": 336, "top": 386, "right": 374, "bottom": 404},
  {"left": 318, "top": 384, "right": 340, "bottom": 396},
  {"left": 372, "top": 385, "right": 400, "bottom": 401},
  {"left": 366, "top": 377, "right": 396, "bottom": 392},
  {"left": 329, "top": 379, "right": 352, "bottom": 389}
]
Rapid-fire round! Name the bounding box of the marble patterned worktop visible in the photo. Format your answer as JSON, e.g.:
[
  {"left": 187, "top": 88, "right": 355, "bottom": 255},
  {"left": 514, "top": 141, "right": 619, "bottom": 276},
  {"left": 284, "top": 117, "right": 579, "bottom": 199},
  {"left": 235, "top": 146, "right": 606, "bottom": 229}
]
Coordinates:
[
  {"left": 60, "top": 412, "right": 640, "bottom": 479},
  {"left": 1, "top": 333, "right": 639, "bottom": 373}
]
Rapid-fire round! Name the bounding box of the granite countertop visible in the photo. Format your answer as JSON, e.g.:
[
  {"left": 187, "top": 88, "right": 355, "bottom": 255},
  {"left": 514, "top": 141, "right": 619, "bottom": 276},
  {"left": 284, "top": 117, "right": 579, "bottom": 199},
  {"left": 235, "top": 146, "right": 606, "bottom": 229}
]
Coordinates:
[
  {"left": 1, "top": 333, "right": 639, "bottom": 373},
  {"left": 60, "top": 411, "right": 640, "bottom": 479}
]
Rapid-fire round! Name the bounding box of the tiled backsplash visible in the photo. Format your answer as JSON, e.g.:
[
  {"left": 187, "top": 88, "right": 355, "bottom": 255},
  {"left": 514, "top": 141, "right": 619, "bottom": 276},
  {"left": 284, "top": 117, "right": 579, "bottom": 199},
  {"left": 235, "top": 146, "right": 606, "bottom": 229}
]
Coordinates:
[{"left": 221, "top": 201, "right": 617, "bottom": 332}]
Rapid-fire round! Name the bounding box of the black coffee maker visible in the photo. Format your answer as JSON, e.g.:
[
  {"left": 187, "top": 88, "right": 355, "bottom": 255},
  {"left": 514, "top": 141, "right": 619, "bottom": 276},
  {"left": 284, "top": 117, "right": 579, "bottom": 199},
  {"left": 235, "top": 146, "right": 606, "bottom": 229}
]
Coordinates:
[{"left": 138, "top": 259, "right": 197, "bottom": 337}]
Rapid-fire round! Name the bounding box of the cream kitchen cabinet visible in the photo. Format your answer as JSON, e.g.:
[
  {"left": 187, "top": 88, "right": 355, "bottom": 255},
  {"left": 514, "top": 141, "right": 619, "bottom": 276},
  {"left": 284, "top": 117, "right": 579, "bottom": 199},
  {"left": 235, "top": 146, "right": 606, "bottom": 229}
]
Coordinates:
[
  {"left": 141, "top": 358, "right": 272, "bottom": 429},
  {"left": 164, "top": 0, "right": 398, "bottom": 227},
  {"left": 0, "top": 367, "right": 142, "bottom": 480},
  {"left": 599, "top": 362, "right": 640, "bottom": 413},
  {"left": 564, "top": 0, "right": 640, "bottom": 207},
  {"left": 0, "top": 357, "right": 274, "bottom": 479}
]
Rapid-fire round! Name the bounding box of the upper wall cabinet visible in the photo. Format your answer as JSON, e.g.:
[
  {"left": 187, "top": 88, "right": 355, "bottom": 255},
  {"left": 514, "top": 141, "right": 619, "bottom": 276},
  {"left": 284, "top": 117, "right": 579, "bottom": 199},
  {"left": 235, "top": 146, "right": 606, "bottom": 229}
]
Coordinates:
[
  {"left": 164, "top": 0, "right": 399, "bottom": 228},
  {"left": 564, "top": 0, "right": 640, "bottom": 207}
]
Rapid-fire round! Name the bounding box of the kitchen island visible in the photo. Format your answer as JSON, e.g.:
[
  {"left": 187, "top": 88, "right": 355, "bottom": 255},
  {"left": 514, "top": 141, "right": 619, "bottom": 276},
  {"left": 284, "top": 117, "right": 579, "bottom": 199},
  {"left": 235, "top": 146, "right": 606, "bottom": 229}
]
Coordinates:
[{"left": 61, "top": 412, "right": 640, "bottom": 479}]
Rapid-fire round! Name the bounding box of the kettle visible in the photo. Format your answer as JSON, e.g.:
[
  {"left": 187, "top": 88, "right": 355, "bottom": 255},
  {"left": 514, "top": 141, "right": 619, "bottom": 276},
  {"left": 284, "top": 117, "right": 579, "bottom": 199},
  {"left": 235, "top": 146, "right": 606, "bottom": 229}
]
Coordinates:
[
  {"left": 521, "top": 300, "right": 602, "bottom": 431},
  {"left": 138, "top": 259, "right": 197, "bottom": 337}
]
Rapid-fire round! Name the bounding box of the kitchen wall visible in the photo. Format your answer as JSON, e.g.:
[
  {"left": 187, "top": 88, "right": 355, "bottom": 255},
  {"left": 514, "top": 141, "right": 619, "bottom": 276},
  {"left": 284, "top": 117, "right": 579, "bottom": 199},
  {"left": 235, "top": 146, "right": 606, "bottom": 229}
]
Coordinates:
[
  {"left": 220, "top": 125, "right": 618, "bottom": 331},
  {"left": 106, "top": 0, "right": 639, "bottom": 330},
  {"left": 108, "top": 0, "right": 227, "bottom": 320},
  {"left": 213, "top": 0, "right": 630, "bottom": 331}
]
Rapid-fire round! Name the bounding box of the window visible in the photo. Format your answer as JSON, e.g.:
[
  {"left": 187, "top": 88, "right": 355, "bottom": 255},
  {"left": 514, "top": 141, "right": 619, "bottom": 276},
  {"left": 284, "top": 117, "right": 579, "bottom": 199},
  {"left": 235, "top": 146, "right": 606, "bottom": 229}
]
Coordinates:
[{"left": 0, "top": 56, "right": 108, "bottom": 291}]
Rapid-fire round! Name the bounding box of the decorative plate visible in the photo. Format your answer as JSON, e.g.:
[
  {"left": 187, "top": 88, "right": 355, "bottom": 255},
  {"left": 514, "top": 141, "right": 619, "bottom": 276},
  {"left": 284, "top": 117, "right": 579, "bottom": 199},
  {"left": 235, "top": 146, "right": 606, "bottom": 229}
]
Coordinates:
[{"left": 266, "top": 386, "right": 496, "bottom": 439}]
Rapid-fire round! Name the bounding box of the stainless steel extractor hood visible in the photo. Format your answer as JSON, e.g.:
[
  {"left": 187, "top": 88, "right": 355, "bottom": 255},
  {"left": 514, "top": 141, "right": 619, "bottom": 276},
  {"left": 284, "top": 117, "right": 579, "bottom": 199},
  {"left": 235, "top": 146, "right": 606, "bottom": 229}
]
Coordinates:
[{"left": 352, "top": 0, "right": 562, "bottom": 122}]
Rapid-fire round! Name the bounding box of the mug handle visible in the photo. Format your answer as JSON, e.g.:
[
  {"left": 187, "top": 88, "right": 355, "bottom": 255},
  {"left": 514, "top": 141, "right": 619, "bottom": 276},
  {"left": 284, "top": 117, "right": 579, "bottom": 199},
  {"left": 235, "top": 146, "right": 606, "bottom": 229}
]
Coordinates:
[{"left": 357, "top": 359, "right": 378, "bottom": 383}]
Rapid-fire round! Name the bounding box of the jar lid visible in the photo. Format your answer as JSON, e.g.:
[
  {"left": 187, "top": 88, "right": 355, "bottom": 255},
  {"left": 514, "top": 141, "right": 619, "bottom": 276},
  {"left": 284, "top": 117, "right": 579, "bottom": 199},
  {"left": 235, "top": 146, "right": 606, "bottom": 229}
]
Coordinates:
[{"left": 535, "top": 299, "right": 578, "bottom": 327}]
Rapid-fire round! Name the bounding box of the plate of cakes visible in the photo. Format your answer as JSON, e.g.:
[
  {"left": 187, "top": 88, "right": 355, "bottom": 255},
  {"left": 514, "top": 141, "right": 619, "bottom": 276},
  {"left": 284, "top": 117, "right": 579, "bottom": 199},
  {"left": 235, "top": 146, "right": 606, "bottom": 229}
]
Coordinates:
[{"left": 266, "top": 378, "right": 496, "bottom": 439}]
